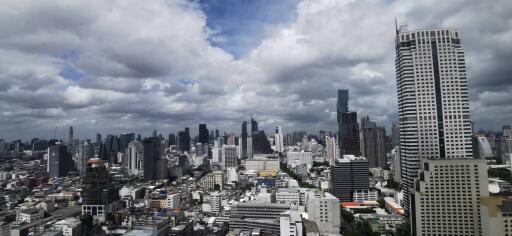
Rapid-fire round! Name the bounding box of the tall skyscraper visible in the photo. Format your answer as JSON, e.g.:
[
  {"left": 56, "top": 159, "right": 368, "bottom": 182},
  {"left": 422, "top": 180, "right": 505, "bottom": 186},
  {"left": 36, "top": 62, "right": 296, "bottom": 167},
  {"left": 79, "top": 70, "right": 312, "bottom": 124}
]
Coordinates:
[
  {"left": 77, "top": 140, "right": 95, "bottom": 173},
  {"left": 119, "top": 133, "right": 135, "bottom": 155},
  {"left": 330, "top": 155, "right": 369, "bottom": 202},
  {"left": 395, "top": 28, "right": 473, "bottom": 210},
  {"left": 251, "top": 117, "right": 258, "bottom": 134},
  {"left": 325, "top": 136, "right": 339, "bottom": 165},
  {"left": 47, "top": 142, "right": 72, "bottom": 178},
  {"left": 391, "top": 122, "right": 400, "bottom": 147},
  {"left": 274, "top": 126, "right": 284, "bottom": 153},
  {"left": 68, "top": 126, "right": 74, "bottom": 150},
  {"left": 142, "top": 137, "right": 161, "bottom": 180},
  {"left": 361, "top": 117, "right": 387, "bottom": 168},
  {"left": 198, "top": 124, "right": 209, "bottom": 144},
  {"left": 99, "top": 135, "right": 119, "bottom": 164},
  {"left": 81, "top": 158, "right": 119, "bottom": 223},
  {"left": 96, "top": 133, "right": 101, "bottom": 144},
  {"left": 340, "top": 112, "right": 360, "bottom": 156},
  {"left": 177, "top": 128, "right": 190, "bottom": 153},
  {"left": 168, "top": 133, "right": 176, "bottom": 146},
  {"left": 127, "top": 141, "right": 144, "bottom": 176},
  {"left": 337, "top": 89, "right": 349, "bottom": 151},
  {"left": 241, "top": 121, "right": 248, "bottom": 159}
]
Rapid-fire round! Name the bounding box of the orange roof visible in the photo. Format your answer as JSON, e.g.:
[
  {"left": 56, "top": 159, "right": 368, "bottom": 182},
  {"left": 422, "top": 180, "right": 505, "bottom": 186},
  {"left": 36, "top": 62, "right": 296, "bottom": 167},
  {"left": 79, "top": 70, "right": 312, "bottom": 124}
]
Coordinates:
[{"left": 340, "top": 202, "right": 360, "bottom": 207}]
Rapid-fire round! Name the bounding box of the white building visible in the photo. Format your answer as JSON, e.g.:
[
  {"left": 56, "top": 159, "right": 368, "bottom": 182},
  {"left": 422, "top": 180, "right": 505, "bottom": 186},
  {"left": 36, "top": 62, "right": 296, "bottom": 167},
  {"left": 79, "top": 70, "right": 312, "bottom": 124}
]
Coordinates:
[
  {"left": 352, "top": 190, "right": 378, "bottom": 203},
  {"left": 245, "top": 158, "right": 279, "bottom": 171},
  {"left": 276, "top": 188, "right": 301, "bottom": 205},
  {"left": 391, "top": 147, "right": 401, "bottom": 183},
  {"left": 166, "top": 193, "right": 180, "bottom": 209},
  {"left": 307, "top": 192, "right": 340, "bottom": 236},
  {"left": 212, "top": 147, "right": 222, "bottom": 166},
  {"left": 280, "top": 210, "right": 303, "bottom": 236},
  {"left": 477, "top": 136, "right": 493, "bottom": 159},
  {"left": 226, "top": 167, "right": 238, "bottom": 183},
  {"left": 325, "top": 136, "right": 339, "bottom": 165},
  {"left": 274, "top": 126, "right": 285, "bottom": 153},
  {"left": 286, "top": 151, "right": 313, "bottom": 168},
  {"left": 210, "top": 191, "right": 222, "bottom": 214},
  {"left": 414, "top": 159, "right": 488, "bottom": 236},
  {"left": 16, "top": 208, "right": 43, "bottom": 223},
  {"left": 201, "top": 171, "right": 224, "bottom": 191},
  {"left": 126, "top": 141, "right": 144, "bottom": 176},
  {"left": 54, "top": 218, "right": 82, "bottom": 236},
  {"left": 395, "top": 28, "right": 473, "bottom": 209}
]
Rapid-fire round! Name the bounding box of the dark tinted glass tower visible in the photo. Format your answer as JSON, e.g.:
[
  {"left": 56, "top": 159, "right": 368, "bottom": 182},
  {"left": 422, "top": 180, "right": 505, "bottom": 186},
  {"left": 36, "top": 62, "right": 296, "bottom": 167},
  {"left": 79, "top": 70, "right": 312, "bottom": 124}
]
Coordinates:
[
  {"left": 241, "top": 121, "right": 248, "bottom": 159},
  {"left": 82, "top": 158, "right": 119, "bottom": 205},
  {"left": 337, "top": 89, "right": 349, "bottom": 151},
  {"left": 331, "top": 157, "right": 369, "bottom": 202},
  {"left": 168, "top": 133, "right": 176, "bottom": 146},
  {"left": 142, "top": 137, "right": 161, "bottom": 180},
  {"left": 251, "top": 117, "right": 258, "bottom": 135},
  {"left": 198, "top": 124, "right": 209, "bottom": 144},
  {"left": 177, "top": 128, "right": 190, "bottom": 152},
  {"left": 119, "top": 133, "right": 135, "bottom": 154},
  {"left": 340, "top": 112, "right": 360, "bottom": 156},
  {"left": 48, "top": 142, "right": 72, "bottom": 178}
]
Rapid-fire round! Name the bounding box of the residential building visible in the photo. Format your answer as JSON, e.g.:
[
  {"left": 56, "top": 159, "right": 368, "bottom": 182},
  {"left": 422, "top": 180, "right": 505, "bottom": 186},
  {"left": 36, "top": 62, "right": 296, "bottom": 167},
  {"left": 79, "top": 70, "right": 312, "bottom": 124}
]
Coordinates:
[{"left": 307, "top": 192, "right": 340, "bottom": 236}]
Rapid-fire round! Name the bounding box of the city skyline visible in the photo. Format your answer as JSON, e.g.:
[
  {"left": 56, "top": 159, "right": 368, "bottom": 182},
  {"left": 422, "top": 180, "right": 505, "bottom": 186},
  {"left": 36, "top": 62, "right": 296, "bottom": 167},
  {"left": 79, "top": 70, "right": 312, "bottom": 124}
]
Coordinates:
[{"left": 1, "top": 0, "right": 511, "bottom": 140}]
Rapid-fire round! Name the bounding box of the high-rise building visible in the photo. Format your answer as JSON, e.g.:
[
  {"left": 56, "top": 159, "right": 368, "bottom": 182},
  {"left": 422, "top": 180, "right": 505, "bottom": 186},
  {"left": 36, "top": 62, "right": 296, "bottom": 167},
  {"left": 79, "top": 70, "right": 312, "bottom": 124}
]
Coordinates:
[
  {"left": 251, "top": 117, "right": 258, "bottom": 134},
  {"left": 274, "top": 126, "right": 284, "bottom": 153},
  {"left": 395, "top": 28, "right": 473, "bottom": 209},
  {"left": 152, "top": 129, "right": 157, "bottom": 138},
  {"left": 168, "top": 133, "right": 176, "bottom": 146},
  {"left": 307, "top": 192, "right": 340, "bottom": 236},
  {"left": 340, "top": 112, "right": 360, "bottom": 156},
  {"left": 177, "top": 128, "right": 190, "bottom": 153},
  {"left": 325, "top": 136, "right": 339, "bottom": 165},
  {"left": 361, "top": 121, "right": 387, "bottom": 168},
  {"left": 337, "top": 89, "right": 349, "bottom": 151},
  {"left": 413, "top": 159, "right": 488, "bottom": 235},
  {"left": 77, "top": 140, "right": 95, "bottom": 173},
  {"left": 198, "top": 124, "right": 209, "bottom": 144},
  {"left": 253, "top": 131, "right": 273, "bottom": 154},
  {"left": 222, "top": 145, "right": 237, "bottom": 169},
  {"left": 81, "top": 158, "right": 119, "bottom": 223},
  {"left": 142, "top": 137, "right": 161, "bottom": 180},
  {"left": 241, "top": 121, "right": 248, "bottom": 159},
  {"left": 210, "top": 191, "right": 221, "bottom": 214},
  {"left": 96, "top": 133, "right": 102, "bottom": 144},
  {"left": 215, "top": 129, "right": 220, "bottom": 139},
  {"left": 330, "top": 155, "right": 369, "bottom": 202},
  {"left": 68, "top": 126, "right": 74, "bottom": 153},
  {"left": 279, "top": 210, "right": 303, "bottom": 236},
  {"left": 99, "top": 135, "right": 120, "bottom": 164},
  {"left": 119, "top": 133, "right": 135, "bottom": 155},
  {"left": 47, "top": 142, "right": 72, "bottom": 178},
  {"left": 480, "top": 196, "right": 512, "bottom": 236},
  {"left": 127, "top": 141, "right": 144, "bottom": 176}
]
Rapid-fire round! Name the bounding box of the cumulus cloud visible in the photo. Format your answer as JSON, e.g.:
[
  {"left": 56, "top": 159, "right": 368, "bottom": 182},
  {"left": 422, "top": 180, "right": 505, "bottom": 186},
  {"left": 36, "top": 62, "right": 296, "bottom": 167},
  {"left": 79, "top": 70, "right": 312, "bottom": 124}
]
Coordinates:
[{"left": 0, "top": 0, "right": 510, "bottom": 140}]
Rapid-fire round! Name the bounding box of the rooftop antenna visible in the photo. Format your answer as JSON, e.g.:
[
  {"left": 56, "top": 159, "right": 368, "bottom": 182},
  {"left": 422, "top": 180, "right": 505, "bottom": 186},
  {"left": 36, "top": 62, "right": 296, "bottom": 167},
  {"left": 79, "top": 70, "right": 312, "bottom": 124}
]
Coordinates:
[{"left": 395, "top": 17, "right": 399, "bottom": 36}]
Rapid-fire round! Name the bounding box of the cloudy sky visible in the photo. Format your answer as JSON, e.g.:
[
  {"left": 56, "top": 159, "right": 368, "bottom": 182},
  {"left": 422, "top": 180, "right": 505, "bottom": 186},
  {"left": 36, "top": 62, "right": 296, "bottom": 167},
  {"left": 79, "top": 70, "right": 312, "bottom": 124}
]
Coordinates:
[{"left": 1, "top": 0, "right": 511, "bottom": 140}]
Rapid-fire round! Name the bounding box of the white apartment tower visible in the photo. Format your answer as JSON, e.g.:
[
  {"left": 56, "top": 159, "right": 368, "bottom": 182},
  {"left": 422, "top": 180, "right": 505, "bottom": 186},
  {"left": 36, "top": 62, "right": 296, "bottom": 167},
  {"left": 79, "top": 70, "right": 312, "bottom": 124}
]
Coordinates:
[
  {"left": 414, "top": 159, "right": 488, "bottom": 236},
  {"left": 325, "top": 136, "right": 339, "bottom": 165},
  {"left": 275, "top": 126, "right": 285, "bottom": 153},
  {"left": 395, "top": 27, "right": 473, "bottom": 209}
]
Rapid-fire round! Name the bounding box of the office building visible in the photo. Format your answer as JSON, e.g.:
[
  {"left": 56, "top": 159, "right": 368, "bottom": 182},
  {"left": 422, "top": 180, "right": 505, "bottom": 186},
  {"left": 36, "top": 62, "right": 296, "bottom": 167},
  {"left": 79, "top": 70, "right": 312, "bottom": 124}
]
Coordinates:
[
  {"left": 251, "top": 117, "right": 258, "bottom": 134},
  {"left": 391, "top": 147, "right": 401, "bottom": 183},
  {"left": 81, "top": 158, "right": 119, "bottom": 223},
  {"left": 286, "top": 151, "right": 313, "bottom": 168},
  {"left": 413, "top": 159, "right": 488, "bottom": 235},
  {"left": 47, "top": 142, "right": 72, "bottom": 178},
  {"left": 361, "top": 122, "right": 387, "bottom": 168},
  {"left": 307, "top": 192, "right": 340, "bottom": 236},
  {"left": 127, "top": 141, "right": 144, "bottom": 176},
  {"left": 391, "top": 122, "right": 400, "bottom": 147},
  {"left": 245, "top": 157, "right": 279, "bottom": 171},
  {"left": 96, "top": 133, "right": 102, "bottom": 144},
  {"left": 395, "top": 28, "right": 473, "bottom": 209},
  {"left": 142, "top": 137, "right": 161, "bottom": 180},
  {"left": 99, "top": 135, "right": 120, "bottom": 164},
  {"left": 119, "top": 133, "right": 135, "bottom": 156},
  {"left": 274, "top": 126, "right": 285, "bottom": 153},
  {"left": 198, "top": 124, "right": 209, "bottom": 144},
  {"left": 68, "top": 126, "right": 74, "bottom": 154},
  {"left": 330, "top": 155, "right": 369, "bottom": 202},
  {"left": 168, "top": 133, "right": 176, "bottom": 146},
  {"left": 77, "top": 140, "right": 95, "bottom": 173},
  {"left": 247, "top": 136, "right": 253, "bottom": 159},
  {"left": 337, "top": 89, "right": 349, "bottom": 151},
  {"left": 210, "top": 191, "right": 221, "bottom": 214},
  {"left": 326, "top": 136, "right": 339, "bottom": 165},
  {"left": 253, "top": 131, "right": 273, "bottom": 154},
  {"left": 222, "top": 145, "right": 237, "bottom": 169},
  {"left": 340, "top": 112, "right": 360, "bottom": 156},
  {"left": 241, "top": 121, "right": 248, "bottom": 159},
  {"left": 177, "top": 128, "right": 190, "bottom": 153}
]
